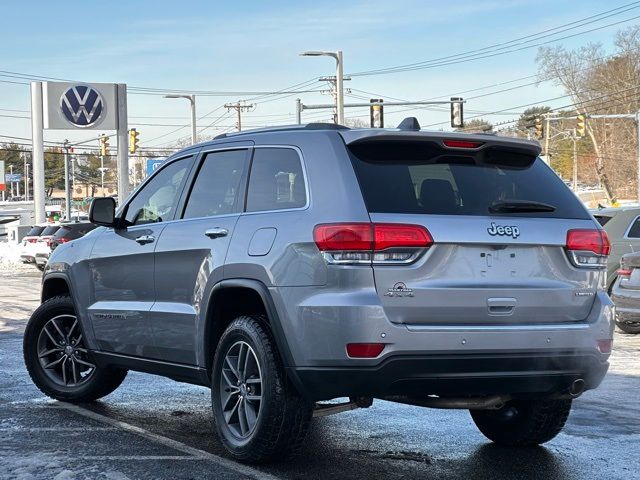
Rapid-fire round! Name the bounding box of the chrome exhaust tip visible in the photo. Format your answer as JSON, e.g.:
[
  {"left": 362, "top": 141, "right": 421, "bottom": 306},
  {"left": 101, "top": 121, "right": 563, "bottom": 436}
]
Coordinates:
[{"left": 569, "top": 379, "right": 586, "bottom": 398}]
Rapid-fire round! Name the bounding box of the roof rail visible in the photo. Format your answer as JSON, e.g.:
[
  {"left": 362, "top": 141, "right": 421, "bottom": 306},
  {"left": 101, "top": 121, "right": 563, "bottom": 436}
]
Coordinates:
[{"left": 214, "top": 122, "right": 349, "bottom": 140}]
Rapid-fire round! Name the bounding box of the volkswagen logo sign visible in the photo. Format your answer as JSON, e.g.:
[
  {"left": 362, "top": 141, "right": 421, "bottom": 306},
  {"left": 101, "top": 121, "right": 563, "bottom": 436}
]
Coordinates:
[{"left": 59, "top": 85, "right": 104, "bottom": 128}]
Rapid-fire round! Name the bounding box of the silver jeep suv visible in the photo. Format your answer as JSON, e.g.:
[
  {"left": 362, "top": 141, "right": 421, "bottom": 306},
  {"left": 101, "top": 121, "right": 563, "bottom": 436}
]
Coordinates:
[{"left": 23, "top": 120, "right": 614, "bottom": 463}]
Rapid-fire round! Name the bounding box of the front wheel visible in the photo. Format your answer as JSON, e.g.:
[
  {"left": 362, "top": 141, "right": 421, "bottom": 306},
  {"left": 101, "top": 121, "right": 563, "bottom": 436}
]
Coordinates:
[
  {"left": 211, "top": 315, "right": 312, "bottom": 463},
  {"left": 23, "top": 295, "right": 127, "bottom": 402},
  {"left": 470, "top": 398, "right": 572, "bottom": 446}
]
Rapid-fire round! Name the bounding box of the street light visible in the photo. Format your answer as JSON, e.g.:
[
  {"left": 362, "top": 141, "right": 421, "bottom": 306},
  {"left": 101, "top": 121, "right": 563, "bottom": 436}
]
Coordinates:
[
  {"left": 300, "top": 50, "right": 344, "bottom": 125},
  {"left": 164, "top": 94, "right": 197, "bottom": 145}
]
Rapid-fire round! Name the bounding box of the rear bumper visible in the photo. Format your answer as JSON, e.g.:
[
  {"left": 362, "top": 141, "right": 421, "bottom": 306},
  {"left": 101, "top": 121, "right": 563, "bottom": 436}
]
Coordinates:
[
  {"left": 611, "top": 285, "right": 640, "bottom": 321},
  {"left": 290, "top": 351, "right": 609, "bottom": 401}
]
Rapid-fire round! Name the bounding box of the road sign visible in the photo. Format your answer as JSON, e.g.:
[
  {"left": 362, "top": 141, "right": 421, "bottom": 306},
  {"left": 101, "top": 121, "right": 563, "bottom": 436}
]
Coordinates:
[
  {"left": 5, "top": 173, "right": 22, "bottom": 182},
  {"left": 43, "top": 82, "right": 117, "bottom": 130},
  {"left": 146, "top": 159, "right": 164, "bottom": 177}
]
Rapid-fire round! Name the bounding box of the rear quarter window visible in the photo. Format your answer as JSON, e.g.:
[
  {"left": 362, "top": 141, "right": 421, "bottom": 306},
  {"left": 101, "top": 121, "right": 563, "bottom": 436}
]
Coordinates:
[{"left": 348, "top": 141, "right": 590, "bottom": 220}]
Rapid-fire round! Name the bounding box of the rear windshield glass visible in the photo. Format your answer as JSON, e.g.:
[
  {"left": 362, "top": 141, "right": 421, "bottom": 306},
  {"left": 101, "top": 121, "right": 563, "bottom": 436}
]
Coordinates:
[
  {"left": 26, "top": 226, "right": 45, "bottom": 236},
  {"left": 348, "top": 142, "right": 589, "bottom": 219},
  {"left": 41, "top": 226, "right": 60, "bottom": 236}
]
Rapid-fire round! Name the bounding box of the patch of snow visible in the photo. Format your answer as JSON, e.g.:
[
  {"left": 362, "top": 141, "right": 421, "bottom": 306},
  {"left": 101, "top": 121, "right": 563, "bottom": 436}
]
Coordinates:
[{"left": 0, "top": 241, "right": 33, "bottom": 272}]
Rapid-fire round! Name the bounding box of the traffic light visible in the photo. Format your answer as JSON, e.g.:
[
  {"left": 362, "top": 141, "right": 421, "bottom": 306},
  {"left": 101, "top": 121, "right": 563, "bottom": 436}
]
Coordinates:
[
  {"left": 129, "top": 128, "right": 139, "bottom": 154},
  {"left": 534, "top": 117, "right": 544, "bottom": 139},
  {"left": 450, "top": 97, "right": 464, "bottom": 128},
  {"left": 369, "top": 99, "right": 384, "bottom": 128},
  {"left": 576, "top": 114, "right": 586, "bottom": 138},
  {"left": 99, "top": 134, "right": 110, "bottom": 156}
]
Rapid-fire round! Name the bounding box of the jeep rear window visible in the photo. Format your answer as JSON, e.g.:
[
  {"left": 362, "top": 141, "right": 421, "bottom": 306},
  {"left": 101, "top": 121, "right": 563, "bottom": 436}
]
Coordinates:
[{"left": 348, "top": 141, "right": 589, "bottom": 219}]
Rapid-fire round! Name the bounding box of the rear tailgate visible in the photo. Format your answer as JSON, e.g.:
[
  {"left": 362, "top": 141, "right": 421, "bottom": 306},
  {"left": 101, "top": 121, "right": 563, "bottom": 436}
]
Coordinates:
[{"left": 343, "top": 131, "right": 606, "bottom": 326}]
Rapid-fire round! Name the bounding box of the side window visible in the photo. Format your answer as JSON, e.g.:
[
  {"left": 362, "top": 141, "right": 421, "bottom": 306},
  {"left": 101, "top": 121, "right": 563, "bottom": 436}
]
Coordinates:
[
  {"left": 124, "top": 157, "right": 192, "bottom": 226},
  {"left": 246, "top": 148, "right": 306, "bottom": 213},
  {"left": 183, "top": 149, "right": 248, "bottom": 219},
  {"left": 628, "top": 217, "right": 640, "bottom": 238}
]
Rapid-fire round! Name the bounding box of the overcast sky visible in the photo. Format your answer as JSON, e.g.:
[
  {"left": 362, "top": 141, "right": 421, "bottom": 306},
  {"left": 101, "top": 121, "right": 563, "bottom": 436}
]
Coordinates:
[{"left": 0, "top": 0, "right": 638, "bottom": 148}]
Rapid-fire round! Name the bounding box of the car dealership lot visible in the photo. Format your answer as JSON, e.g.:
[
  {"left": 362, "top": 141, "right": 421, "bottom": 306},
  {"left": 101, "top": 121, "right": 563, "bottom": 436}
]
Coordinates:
[{"left": 1, "top": 270, "right": 639, "bottom": 480}]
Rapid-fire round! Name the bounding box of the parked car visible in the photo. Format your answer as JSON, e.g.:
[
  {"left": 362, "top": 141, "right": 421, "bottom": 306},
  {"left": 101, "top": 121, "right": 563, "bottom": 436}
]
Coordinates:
[
  {"left": 591, "top": 207, "right": 640, "bottom": 291},
  {"left": 610, "top": 252, "right": 640, "bottom": 333},
  {"left": 50, "top": 222, "right": 97, "bottom": 251},
  {"left": 31, "top": 225, "right": 60, "bottom": 271},
  {"left": 23, "top": 120, "right": 614, "bottom": 463},
  {"left": 19, "top": 224, "right": 47, "bottom": 264}
]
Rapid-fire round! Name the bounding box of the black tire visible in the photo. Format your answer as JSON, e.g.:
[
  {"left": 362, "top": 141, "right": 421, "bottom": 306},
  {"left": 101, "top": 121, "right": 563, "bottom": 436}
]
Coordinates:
[
  {"left": 211, "top": 315, "right": 312, "bottom": 463},
  {"left": 23, "top": 295, "right": 127, "bottom": 402},
  {"left": 470, "top": 398, "right": 572, "bottom": 446},
  {"left": 616, "top": 320, "right": 640, "bottom": 334}
]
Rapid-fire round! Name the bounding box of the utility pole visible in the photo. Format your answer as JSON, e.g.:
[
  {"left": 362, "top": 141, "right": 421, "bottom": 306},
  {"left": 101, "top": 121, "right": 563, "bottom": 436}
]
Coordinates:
[
  {"left": 296, "top": 98, "right": 302, "bottom": 124},
  {"left": 25, "top": 162, "right": 29, "bottom": 202},
  {"left": 544, "top": 116, "right": 551, "bottom": 159},
  {"left": 224, "top": 102, "right": 255, "bottom": 131},
  {"left": 636, "top": 111, "right": 640, "bottom": 204},
  {"left": 9, "top": 165, "right": 14, "bottom": 198},
  {"left": 63, "top": 140, "right": 71, "bottom": 221},
  {"left": 572, "top": 130, "right": 578, "bottom": 192}
]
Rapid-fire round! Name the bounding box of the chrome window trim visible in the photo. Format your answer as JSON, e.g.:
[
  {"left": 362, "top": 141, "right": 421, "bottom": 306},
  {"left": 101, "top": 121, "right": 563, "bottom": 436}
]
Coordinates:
[{"left": 623, "top": 214, "right": 640, "bottom": 239}]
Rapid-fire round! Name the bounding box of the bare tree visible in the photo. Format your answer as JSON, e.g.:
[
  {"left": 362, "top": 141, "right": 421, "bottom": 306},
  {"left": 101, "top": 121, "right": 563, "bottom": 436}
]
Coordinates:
[{"left": 536, "top": 26, "right": 640, "bottom": 201}]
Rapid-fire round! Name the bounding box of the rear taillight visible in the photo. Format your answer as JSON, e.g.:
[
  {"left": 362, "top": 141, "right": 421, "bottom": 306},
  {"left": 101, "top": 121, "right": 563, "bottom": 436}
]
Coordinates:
[
  {"left": 617, "top": 268, "right": 633, "bottom": 277},
  {"left": 27, "top": 238, "right": 37, "bottom": 243},
  {"left": 314, "top": 223, "right": 432, "bottom": 265},
  {"left": 57, "top": 237, "right": 71, "bottom": 244},
  {"left": 566, "top": 229, "right": 610, "bottom": 268}
]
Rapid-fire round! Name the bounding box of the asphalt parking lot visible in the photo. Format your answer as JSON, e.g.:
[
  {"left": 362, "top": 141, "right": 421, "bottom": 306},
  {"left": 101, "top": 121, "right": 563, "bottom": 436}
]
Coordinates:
[{"left": 1, "top": 270, "right": 639, "bottom": 480}]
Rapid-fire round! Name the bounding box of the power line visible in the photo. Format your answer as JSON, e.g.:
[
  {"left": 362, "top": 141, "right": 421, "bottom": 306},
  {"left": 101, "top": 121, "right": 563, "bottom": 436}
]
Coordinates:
[{"left": 349, "top": 3, "right": 640, "bottom": 76}]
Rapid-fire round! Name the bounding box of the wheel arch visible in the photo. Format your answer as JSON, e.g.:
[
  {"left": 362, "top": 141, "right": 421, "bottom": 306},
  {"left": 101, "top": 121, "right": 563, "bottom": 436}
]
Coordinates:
[
  {"left": 202, "top": 279, "right": 295, "bottom": 377},
  {"left": 41, "top": 274, "right": 72, "bottom": 302}
]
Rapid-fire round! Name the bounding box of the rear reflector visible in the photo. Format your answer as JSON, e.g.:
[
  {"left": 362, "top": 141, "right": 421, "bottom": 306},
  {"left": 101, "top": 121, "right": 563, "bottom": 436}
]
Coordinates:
[
  {"left": 597, "top": 339, "right": 612, "bottom": 354},
  {"left": 443, "top": 139, "right": 484, "bottom": 149},
  {"left": 346, "top": 343, "right": 385, "bottom": 358}
]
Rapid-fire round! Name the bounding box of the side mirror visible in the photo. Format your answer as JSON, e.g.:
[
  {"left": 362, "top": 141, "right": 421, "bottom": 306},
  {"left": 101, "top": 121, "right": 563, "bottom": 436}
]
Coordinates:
[{"left": 89, "top": 197, "right": 117, "bottom": 227}]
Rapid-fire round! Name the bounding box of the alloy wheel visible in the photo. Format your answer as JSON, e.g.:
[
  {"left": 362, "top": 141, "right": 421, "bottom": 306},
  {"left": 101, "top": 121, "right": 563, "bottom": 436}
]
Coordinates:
[
  {"left": 219, "top": 341, "right": 263, "bottom": 439},
  {"left": 36, "top": 314, "right": 95, "bottom": 387}
]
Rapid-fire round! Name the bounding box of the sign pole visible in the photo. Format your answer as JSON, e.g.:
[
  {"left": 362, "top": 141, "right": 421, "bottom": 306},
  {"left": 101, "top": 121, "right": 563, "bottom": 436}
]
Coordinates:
[
  {"left": 63, "top": 140, "right": 71, "bottom": 221},
  {"left": 116, "top": 84, "right": 129, "bottom": 203},
  {"left": 30, "top": 82, "right": 46, "bottom": 223}
]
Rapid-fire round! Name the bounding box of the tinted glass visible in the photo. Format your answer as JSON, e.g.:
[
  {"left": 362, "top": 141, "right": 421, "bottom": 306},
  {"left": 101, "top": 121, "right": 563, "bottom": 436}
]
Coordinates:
[
  {"left": 183, "top": 150, "right": 247, "bottom": 219},
  {"left": 27, "top": 226, "right": 45, "bottom": 236},
  {"left": 54, "top": 223, "right": 96, "bottom": 240},
  {"left": 41, "top": 226, "right": 60, "bottom": 236},
  {"left": 246, "top": 148, "right": 306, "bottom": 212},
  {"left": 349, "top": 144, "right": 589, "bottom": 219},
  {"left": 124, "top": 157, "right": 191, "bottom": 225},
  {"left": 628, "top": 217, "right": 640, "bottom": 238},
  {"left": 593, "top": 215, "right": 613, "bottom": 226}
]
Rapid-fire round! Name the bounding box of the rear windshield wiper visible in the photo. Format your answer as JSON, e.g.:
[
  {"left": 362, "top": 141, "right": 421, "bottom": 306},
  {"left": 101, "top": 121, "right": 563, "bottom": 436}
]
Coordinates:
[{"left": 489, "top": 200, "right": 556, "bottom": 213}]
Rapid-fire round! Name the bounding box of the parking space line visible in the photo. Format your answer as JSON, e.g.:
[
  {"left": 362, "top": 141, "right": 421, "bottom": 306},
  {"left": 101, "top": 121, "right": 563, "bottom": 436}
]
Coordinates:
[
  {"left": 0, "top": 427, "right": 117, "bottom": 431},
  {"left": 55, "top": 402, "right": 281, "bottom": 480},
  {"left": 74, "top": 456, "right": 201, "bottom": 461}
]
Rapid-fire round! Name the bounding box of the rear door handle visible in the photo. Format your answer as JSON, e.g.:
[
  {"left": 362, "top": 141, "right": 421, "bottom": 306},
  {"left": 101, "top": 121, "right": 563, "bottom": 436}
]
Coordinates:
[
  {"left": 205, "top": 228, "right": 229, "bottom": 239},
  {"left": 135, "top": 235, "right": 155, "bottom": 245}
]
